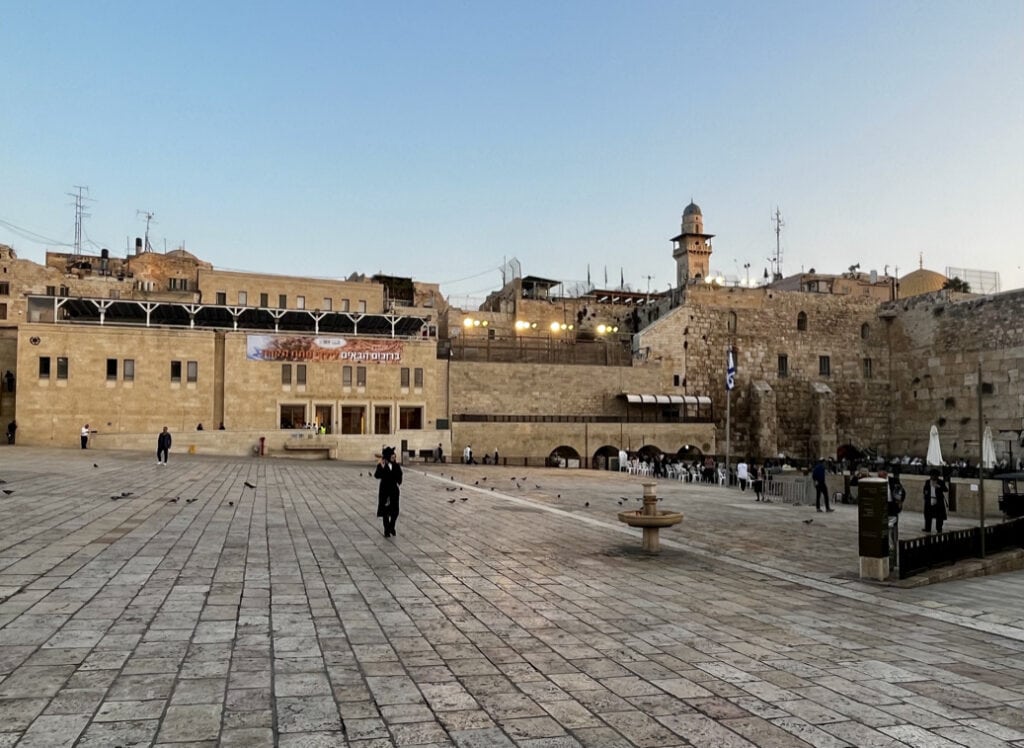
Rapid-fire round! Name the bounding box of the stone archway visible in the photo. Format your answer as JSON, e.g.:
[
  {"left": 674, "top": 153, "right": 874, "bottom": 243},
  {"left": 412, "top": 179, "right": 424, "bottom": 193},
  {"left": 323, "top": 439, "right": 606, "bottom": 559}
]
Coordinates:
[
  {"left": 676, "top": 444, "right": 703, "bottom": 461},
  {"left": 592, "top": 444, "right": 620, "bottom": 471},
  {"left": 548, "top": 445, "right": 582, "bottom": 468}
]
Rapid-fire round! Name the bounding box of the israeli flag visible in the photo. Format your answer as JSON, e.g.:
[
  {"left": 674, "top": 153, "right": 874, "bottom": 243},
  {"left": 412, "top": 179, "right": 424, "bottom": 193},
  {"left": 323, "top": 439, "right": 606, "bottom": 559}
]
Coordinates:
[{"left": 726, "top": 348, "right": 736, "bottom": 391}]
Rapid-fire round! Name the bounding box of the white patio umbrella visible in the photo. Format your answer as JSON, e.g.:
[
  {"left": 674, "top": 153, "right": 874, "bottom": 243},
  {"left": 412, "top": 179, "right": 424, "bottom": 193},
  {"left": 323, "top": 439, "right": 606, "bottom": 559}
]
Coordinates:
[
  {"left": 926, "top": 425, "right": 943, "bottom": 466},
  {"left": 982, "top": 425, "right": 996, "bottom": 470}
]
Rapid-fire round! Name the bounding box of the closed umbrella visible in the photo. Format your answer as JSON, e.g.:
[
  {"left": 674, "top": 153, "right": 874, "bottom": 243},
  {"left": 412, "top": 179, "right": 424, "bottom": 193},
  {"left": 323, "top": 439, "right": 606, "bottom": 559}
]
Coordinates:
[
  {"left": 926, "top": 425, "right": 943, "bottom": 466},
  {"left": 982, "top": 426, "right": 996, "bottom": 470}
]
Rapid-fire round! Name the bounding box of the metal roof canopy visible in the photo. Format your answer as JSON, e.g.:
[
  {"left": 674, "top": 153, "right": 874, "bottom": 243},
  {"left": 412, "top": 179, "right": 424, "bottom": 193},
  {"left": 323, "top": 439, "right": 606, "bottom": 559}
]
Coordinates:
[
  {"left": 30, "top": 296, "right": 429, "bottom": 338},
  {"left": 622, "top": 393, "right": 704, "bottom": 405}
]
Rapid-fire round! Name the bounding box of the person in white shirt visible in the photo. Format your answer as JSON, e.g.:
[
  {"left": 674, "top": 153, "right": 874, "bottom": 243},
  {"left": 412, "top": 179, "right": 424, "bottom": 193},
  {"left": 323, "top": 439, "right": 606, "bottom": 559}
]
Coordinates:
[{"left": 736, "top": 460, "right": 749, "bottom": 491}]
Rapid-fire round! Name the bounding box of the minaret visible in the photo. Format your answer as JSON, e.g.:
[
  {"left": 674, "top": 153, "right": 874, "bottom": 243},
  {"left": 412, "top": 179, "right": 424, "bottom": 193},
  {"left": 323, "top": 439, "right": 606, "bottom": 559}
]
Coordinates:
[{"left": 671, "top": 201, "right": 714, "bottom": 286}]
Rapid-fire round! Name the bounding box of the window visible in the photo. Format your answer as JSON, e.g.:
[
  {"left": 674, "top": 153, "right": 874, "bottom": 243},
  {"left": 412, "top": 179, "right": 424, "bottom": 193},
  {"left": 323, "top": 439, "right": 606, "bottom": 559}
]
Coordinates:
[
  {"left": 0, "top": 303, "right": 6, "bottom": 320},
  {"left": 341, "top": 406, "right": 365, "bottom": 434},
  {"left": 124, "top": 359, "right": 135, "bottom": 382},
  {"left": 59, "top": 285, "right": 69, "bottom": 296},
  {"left": 46, "top": 285, "right": 56, "bottom": 296},
  {"left": 356, "top": 366, "right": 366, "bottom": 387},
  {"left": 414, "top": 368, "right": 424, "bottom": 388},
  {"left": 341, "top": 299, "right": 350, "bottom": 312},
  {"left": 39, "top": 356, "right": 51, "bottom": 379},
  {"left": 238, "top": 291, "right": 248, "bottom": 305},
  {"left": 399, "top": 406, "right": 423, "bottom": 430},
  {"left": 819, "top": 355, "right": 831, "bottom": 376},
  {"left": 215, "top": 291, "right": 227, "bottom": 305},
  {"left": 778, "top": 354, "right": 789, "bottom": 378},
  {"left": 342, "top": 365, "right": 352, "bottom": 387},
  {"left": 106, "top": 359, "right": 118, "bottom": 381},
  {"left": 400, "top": 367, "right": 410, "bottom": 388},
  {"left": 374, "top": 406, "right": 391, "bottom": 435},
  {"left": 726, "top": 311, "right": 737, "bottom": 333},
  {"left": 863, "top": 358, "right": 873, "bottom": 379},
  {"left": 296, "top": 295, "right": 305, "bottom": 310},
  {"left": 260, "top": 292, "right": 269, "bottom": 307},
  {"left": 57, "top": 357, "right": 68, "bottom": 380},
  {"left": 168, "top": 278, "right": 188, "bottom": 291},
  {"left": 282, "top": 364, "right": 292, "bottom": 385},
  {"left": 357, "top": 300, "right": 366, "bottom": 313},
  {"left": 296, "top": 364, "right": 306, "bottom": 385},
  {"left": 860, "top": 322, "right": 870, "bottom": 340},
  {"left": 280, "top": 404, "right": 306, "bottom": 429},
  {"left": 170, "top": 360, "right": 182, "bottom": 383},
  {"left": 797, "top": 311, "right": 808, "bottom": 331},
  {"left": 279, "top": 294, "right": 287, "bottom": 308},
  {"left": 0, "top": 282, "right": 9, "bottom": 295},
  {"left": 186, "top": 361, "right": 198, "bottom": 383},
  {"left": 322, "top": 297, "right": 332, "bottom": 311}
]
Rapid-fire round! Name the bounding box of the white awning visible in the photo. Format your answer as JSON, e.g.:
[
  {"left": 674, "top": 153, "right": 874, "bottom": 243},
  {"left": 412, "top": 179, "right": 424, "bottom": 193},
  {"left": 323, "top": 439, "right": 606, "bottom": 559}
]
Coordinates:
[
  {"left": 623, "top": 393, "right": 692, "bottom": 405},
  {"left": 696, "top": 396, "right": 712, "bottom": 405}
]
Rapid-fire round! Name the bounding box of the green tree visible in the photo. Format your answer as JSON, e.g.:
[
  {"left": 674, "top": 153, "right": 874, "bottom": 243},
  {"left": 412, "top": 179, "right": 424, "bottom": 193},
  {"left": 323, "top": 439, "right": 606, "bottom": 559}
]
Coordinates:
[{"left": 943, "top": 276, "right": 971, "bottom": 293}]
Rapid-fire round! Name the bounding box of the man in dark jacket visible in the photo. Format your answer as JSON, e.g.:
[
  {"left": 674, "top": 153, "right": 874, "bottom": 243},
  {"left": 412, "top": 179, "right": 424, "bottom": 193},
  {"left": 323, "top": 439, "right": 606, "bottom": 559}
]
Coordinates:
[
  {"left": 375, "top": 446, "right": 403, "bottom": 537},
  {"left": 157, "top": 426, "right": 172, "bottom": 465},
  {"left": 812, "top": 459, "right": 833, "bottom": 512},
  {"left": 922, "top": 468, "right": 948, "bottom": 533}
]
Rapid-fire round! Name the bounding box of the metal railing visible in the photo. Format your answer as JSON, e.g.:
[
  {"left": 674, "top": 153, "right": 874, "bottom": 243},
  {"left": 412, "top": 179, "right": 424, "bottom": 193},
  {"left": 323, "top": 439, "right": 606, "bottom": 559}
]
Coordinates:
[{"left": 898, "top": 518, "right": 1024, "bottom": 579}]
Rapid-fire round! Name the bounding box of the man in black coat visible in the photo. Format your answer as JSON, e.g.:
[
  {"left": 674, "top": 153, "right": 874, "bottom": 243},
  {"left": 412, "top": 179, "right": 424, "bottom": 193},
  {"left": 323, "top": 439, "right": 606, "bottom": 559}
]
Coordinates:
[
  {"left": 375, "top": 446, "right": 403, "bottom": 537},
  {"left": 157, "top": 426, "right": 172, "bottom": 465},
  {"left": 922, "top": 468, "right": 948, "bottom": 533}
]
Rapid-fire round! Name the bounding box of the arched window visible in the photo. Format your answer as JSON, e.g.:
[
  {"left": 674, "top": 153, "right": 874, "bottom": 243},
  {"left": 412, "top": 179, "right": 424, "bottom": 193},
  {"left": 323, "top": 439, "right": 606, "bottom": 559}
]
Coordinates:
[
  {"left": 797, "top": 311, "right": 808, "bottom": 331},
  {"left": 726, "top": 311, "right": 737, "bottom": 333},
  {"left": 860, "top": 322, "right": 870, "bottom": 340}
]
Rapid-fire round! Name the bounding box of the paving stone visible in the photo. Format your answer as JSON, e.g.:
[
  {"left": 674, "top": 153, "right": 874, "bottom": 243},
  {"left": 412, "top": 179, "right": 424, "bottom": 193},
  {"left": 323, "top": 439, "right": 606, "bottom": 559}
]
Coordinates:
[{"left": 3, "top": 452, "right": 1024, "bottom": 747}]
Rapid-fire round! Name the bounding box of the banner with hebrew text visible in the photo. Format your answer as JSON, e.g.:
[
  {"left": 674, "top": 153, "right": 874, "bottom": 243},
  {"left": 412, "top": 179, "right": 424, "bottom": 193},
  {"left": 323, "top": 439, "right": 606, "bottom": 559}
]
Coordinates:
[{"left": 246, "top": 335, "right": 403, "bottom": 363}]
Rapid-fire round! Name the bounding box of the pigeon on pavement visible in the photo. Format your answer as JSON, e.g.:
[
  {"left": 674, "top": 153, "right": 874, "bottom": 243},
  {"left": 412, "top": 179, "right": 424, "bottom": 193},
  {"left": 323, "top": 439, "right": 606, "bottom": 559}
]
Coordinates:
[{"left": 244, "top": 481, "right": 256, "bottom": 489}]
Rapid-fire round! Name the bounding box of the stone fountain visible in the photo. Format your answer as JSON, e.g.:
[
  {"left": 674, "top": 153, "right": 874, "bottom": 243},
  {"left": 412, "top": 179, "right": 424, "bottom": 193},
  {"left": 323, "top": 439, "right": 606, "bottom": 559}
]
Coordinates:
[{"left": 617, "top": 481, "right": 683, "bottom": 553}]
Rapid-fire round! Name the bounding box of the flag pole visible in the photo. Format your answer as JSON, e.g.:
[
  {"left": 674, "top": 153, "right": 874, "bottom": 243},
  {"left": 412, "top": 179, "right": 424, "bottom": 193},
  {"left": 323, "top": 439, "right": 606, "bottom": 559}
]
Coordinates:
[{"left": 725, "top": 345, "right": 734, "bottom": 483}]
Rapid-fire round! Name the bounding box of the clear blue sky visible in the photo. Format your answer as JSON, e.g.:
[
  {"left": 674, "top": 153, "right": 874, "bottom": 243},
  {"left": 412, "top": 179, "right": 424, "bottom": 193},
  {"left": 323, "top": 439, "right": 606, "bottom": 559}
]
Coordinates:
[{"left": 2, "top": 1, "right": 1022, "bottom": 305}]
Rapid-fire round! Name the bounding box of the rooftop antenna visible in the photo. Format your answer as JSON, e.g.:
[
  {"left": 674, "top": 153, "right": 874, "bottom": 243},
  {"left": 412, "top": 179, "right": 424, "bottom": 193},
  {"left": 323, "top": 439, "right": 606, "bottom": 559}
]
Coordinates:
[
  {"left": 67, "top": 185, "right": 92, "bottom": 254},
  {"left": 137, "top": 210, "right": 155, "bottom": 252},
  {"left": 770, "top": 206, "right": 784, "bottom": 281}
]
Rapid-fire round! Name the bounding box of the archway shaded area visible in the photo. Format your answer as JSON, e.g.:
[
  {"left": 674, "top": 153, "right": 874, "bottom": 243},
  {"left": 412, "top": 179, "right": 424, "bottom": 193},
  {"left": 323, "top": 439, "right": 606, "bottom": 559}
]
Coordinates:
[{"left": 548, "top": 445, "right": 581, "bottom": 467}]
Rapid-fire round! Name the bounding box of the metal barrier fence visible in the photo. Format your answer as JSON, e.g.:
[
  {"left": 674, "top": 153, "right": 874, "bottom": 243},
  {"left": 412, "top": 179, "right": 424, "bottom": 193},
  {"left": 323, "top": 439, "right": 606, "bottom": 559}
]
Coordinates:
[
  {"left": 898, "top": 517, "right": 1024, "bottom": 579},
  {"left": 765, "top": 478, "right": 809, "bottom": 505}
]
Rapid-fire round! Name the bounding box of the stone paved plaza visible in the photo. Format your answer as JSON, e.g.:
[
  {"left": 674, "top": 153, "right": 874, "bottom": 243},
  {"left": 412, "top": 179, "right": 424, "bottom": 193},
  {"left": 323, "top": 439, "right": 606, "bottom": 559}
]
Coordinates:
[{"left": 1, "top": 447, "right": 1024, "bottom": 747}]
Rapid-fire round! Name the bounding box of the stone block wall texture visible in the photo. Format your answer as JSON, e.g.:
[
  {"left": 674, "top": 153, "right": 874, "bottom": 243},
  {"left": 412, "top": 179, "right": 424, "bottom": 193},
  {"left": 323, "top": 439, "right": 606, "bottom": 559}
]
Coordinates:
[
  {"left": 198, "top": 268, "right": 385, "bottom": 312},
  {"left": 15, "top": 323, "right": 218, "bottom": 446},
  {"left": 636, "top": 284, "right": 890, "bottom": 460},
  {"left": 885, "top": 291, "right": 1024, "bottom": 462}
]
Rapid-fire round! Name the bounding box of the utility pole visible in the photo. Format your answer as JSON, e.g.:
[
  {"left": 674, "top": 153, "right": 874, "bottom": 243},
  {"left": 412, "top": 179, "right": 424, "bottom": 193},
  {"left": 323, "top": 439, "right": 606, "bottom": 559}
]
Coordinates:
[
  {"left": 771, "top": 207, "right": 784, "bottom": 281},
  {"left": 67, "top": 186, "right": 92, "bottom": 254},
  {"left": 978, "top": 360, "right": 986, "bottom": 557}
]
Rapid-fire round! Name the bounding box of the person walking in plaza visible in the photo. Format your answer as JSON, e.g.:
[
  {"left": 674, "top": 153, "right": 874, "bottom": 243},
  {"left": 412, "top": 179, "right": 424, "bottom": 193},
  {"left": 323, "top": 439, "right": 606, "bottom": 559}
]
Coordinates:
[
  {"left": 80, "top": 424, "right": 90, "bottom": 449},
  {"left": 812, "top": 458, "right": 833, "bottom": 512},
  {"left": 375, "top": 446, "right": 403, "bottom": 537},
  {"left": 463, "top": 444, "right": 474, "bottom": 465},
  {"left": 922, "top": 468, "right": 948, "bottom": 533},
  {"left": 434, "top": 442, "right": 444, "bottom": 463},
  {"left": 736, "top": 459, "right": 749, "bottom": 491},
  {"left": 156, "top": 426, "right": 172, "bottom": 465},
  {"left": 6, "top": 420, "right": 15, "bottom": 445}
]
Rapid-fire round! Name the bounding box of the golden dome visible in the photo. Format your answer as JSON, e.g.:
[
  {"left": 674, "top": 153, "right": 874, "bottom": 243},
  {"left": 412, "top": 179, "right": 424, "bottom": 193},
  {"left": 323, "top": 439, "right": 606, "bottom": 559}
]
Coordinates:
[{"left": 899, "top": 268, "right": 947, "bottom": 298}]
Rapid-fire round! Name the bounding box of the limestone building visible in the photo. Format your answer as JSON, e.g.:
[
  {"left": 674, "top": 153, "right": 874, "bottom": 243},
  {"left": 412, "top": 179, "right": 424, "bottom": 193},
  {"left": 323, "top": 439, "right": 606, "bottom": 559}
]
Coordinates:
[{"left": 2, "top": 201, "right": 1021, "bottom": 468}]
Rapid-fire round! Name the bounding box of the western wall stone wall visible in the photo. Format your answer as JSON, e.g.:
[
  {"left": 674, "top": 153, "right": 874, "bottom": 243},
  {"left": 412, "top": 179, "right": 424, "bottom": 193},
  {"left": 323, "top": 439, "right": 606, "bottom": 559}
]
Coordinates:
[
  {"left": 448, "top": 360, "right": 668, "bottom": 418},
  {"left": 636, "top": 285, "right": 891, "bottom": 459},
  {"left": 885, "top": 290, "right": 1024, "bottom": 462}
]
